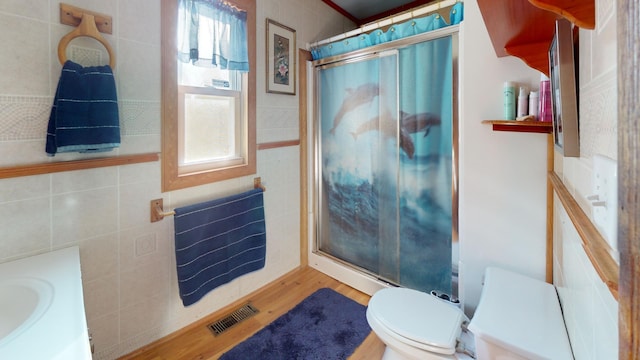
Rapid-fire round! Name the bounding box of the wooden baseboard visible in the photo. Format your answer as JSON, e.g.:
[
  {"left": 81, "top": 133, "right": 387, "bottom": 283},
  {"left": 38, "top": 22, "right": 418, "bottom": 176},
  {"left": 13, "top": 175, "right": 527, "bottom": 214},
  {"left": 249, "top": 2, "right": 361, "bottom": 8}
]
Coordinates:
[{"left": 118, "top": 266, "right": 306, "bottom": 359}]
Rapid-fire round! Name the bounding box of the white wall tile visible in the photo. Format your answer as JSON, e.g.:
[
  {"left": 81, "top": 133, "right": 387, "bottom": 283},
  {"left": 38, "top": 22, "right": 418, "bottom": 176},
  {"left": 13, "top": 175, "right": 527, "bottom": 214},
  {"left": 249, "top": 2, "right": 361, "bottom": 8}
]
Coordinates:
[
  {"left": 0, "top": 141, "right": 48, "bottom": 167},
  {"left": 116, "top": 40, "right": 161, "bottom": 101},
  {"left": 79, "top": 233, "right": 119, "bottom": 281},
  {"left": 118, "top": 0, "right": 161, "bottom": 45},
  {"left": 117, "top": 134, "right": 161, "bottom": 155},
  {"left": 119, "top": 180, "right": 162, "bottom": 230},
  {"left": 119, "top": 257, "right": 172, "bottom": 309},
  {"left": 119, "top": 222, "right": 172, "bottom": 271},
  {"left": 0, "top": 0, "right": 50, "bottom": 21},
  {"left": 0, "top": 13, "right": 50, "bottom": 96},
  {"left": 86, "top": 311, "right": 120, "bottom": 355},
  {"left": 592, "top": 0, "right": 617, "bottom": 77},
  {"left": 52, "top": 167, "right": 118, "bottom": 194},
  {"left": 49, "top": 0, "right": 117, "bottom": 23},
  {"left": 119, "top": 161, "right": 161, "bottom": 185},
  {"left": 52, "top": 187, "right": 118, "bottom": 245},
  {"left": 119, "top": 294, "right": 171, "bottom": 342},
  {"left": 83, "top": 274, "right": 119, "bottom": 320},
  {"left": 593, "top": 281, "right": 619, "bottom": 359},
  {"left": 0, "top": 197, "right": 51, "bottom": 260},
  {"left": 0, "top": 174, "right": 49, "bottom": 202}
]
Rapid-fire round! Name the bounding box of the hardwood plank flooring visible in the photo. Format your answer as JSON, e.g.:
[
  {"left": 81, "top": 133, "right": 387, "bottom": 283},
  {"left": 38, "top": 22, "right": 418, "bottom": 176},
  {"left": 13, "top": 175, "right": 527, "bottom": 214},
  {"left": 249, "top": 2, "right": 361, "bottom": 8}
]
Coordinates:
[{"left": 119, "top": 266, "right": 385, "bottom": 360}]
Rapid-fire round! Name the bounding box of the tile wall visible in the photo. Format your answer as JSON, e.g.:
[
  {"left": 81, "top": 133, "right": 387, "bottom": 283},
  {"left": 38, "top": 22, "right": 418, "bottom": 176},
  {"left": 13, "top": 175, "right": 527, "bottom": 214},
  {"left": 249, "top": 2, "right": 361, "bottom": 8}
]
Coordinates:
[
  {"left": 0, "top": 0, "right": 353, "bottom": 359},
  {"left": 552, "top": 0, "right": 619, "bottom": 358}
]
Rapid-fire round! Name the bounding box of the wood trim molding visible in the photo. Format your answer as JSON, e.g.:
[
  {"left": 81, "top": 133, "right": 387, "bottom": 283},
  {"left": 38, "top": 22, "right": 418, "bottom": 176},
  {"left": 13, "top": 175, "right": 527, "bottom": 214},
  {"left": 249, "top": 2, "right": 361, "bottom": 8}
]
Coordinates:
[
  {"left": 299, "top": 49, "right": 312, "bottom": 267},
  {"left": 256, "top": 140, "right": 300, "bottom": 150},
  {"left": 549, "top": 171, "right": 619, "bottom": 299},
  {"left": 617, "top": 0, "right": 639, "bottom": 356},
  {"left": 0, "top": 153, "right": 159, "bottom": 179},
  {"left": 545, "top": 134, "right": 554, "bottom": 283}
]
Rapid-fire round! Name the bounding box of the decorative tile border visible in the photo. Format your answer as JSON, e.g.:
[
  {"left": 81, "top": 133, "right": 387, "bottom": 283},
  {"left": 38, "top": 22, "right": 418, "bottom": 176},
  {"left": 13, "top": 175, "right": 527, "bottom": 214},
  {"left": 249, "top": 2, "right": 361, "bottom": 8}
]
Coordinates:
[
  {"left": 0, "top": 96, "right": 51, "bottom": 141},
  {"left": 579, "top": 72, "right": 617, "bottom": 160},
  {"left": 119, "top": 100, "right": 161, "bottom": 136},
  {"left": 0, "top": 96, "right": 161, "bottom": 141}
]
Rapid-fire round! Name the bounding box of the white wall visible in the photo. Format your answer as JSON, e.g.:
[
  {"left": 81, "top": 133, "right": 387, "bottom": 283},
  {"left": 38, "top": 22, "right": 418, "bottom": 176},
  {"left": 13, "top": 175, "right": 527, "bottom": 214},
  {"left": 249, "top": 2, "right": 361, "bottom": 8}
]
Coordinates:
[
  {"left": 552, "top": 0, "right": 619, "bottom": 357},
  {"left": 0, "top": 1, "right": 353, "bottom": 359},
  {"left": 458, "top": 0, "right": 548, "bottom": 313}
]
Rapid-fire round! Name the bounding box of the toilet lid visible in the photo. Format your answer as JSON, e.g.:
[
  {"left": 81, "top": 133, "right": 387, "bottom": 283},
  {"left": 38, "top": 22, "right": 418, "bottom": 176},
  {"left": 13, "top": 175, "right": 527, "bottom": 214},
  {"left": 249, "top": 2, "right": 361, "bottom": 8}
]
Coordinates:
[{"left": 368, "top": 287, "right": 464, "bottom": 353}]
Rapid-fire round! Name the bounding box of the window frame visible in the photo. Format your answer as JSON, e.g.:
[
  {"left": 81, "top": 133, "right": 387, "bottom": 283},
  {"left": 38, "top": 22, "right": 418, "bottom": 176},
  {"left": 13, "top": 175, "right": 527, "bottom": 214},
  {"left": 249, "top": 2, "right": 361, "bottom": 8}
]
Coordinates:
[{"left": 161, "top": 0, "right": 256, "bottom": 192}]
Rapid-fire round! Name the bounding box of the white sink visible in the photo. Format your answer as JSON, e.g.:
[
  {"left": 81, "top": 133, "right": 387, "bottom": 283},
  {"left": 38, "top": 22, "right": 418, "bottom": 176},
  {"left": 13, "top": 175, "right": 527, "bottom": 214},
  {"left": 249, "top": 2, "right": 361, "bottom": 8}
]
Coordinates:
[
  {"left": 0, "top": 247, "right": 92, "bottom": 359},
  {"left": 0, "top": 278, "right": 54, "bottom": 345}
]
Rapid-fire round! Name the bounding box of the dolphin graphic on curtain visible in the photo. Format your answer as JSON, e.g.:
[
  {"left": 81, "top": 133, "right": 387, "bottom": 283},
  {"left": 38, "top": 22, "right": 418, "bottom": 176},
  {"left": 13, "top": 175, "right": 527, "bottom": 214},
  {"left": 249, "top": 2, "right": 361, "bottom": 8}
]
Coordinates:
[{"left": 318, "top": 35, "right": 454, "bottom": 294}]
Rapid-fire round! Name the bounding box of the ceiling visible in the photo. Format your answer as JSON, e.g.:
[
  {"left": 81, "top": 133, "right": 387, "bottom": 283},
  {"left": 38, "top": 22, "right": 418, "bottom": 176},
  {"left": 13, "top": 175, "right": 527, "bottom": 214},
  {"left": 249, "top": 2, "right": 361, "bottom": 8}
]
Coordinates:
[{"left": 322, "top": 0, "right": 437, "bottom": 26}]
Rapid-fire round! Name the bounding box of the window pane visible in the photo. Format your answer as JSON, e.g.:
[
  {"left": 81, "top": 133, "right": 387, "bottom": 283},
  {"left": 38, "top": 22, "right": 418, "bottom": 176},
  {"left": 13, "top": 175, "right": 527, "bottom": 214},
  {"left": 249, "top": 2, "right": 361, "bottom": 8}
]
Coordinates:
[{"left": 181, "top": 93, "right": 238, "bottom": 165}]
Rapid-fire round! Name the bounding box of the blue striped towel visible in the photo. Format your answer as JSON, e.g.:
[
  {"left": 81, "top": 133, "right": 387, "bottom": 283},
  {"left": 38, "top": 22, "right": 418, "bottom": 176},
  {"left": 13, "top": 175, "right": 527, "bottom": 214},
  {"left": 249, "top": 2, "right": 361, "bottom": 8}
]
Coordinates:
[
  {"left": 46, "top": 60, "right": 120, "bottom": 156},
  {"left": 174, "top": 188, "right": 266, "bottom": 306}
]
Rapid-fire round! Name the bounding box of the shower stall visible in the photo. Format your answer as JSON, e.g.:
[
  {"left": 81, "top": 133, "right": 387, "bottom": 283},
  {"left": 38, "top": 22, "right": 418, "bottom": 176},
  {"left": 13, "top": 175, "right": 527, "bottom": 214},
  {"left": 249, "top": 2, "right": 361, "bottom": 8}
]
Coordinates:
[{"left": 310, "top": 25, "right": 459, "bottom": 297}]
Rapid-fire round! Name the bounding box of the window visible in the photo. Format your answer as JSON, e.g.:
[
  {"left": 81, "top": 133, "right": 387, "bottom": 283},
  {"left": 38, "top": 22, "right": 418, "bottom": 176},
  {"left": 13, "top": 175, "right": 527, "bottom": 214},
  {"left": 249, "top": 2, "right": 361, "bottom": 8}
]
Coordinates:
[{"left": 162, "top": 0, "right": 256, "bottom": 191}]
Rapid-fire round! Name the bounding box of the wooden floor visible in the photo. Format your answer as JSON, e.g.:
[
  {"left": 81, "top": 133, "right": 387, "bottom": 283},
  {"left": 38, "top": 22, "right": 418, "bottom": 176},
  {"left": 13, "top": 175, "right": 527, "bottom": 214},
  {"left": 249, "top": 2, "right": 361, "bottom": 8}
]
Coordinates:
[{"left": 119, "top": 266, "right": 385, "bottom": 360}]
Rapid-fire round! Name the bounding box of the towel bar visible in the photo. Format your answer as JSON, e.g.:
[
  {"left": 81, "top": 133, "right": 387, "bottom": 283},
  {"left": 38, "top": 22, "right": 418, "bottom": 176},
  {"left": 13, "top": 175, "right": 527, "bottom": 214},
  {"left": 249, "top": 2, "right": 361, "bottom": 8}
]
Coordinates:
[{"left": 150, "top": 177, "right": 266, "bottom": 222}]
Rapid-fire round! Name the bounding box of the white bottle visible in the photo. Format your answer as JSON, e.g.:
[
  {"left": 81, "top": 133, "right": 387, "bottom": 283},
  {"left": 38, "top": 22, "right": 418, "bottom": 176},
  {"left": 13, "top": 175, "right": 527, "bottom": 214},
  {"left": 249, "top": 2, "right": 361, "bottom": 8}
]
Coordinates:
[
  {"left": 529, "top": 90, "right": 539, "bottom": 120},
  {"left": 517, "top": 86, "right": 528, "bottom": 118}
]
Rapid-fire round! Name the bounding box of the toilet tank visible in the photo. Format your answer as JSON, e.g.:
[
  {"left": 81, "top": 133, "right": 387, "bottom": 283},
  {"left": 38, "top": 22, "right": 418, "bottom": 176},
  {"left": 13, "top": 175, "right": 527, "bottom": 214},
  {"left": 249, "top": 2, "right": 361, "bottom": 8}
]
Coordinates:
[{"left": 468, "top": 267, "right": 574, "bottom": 360}]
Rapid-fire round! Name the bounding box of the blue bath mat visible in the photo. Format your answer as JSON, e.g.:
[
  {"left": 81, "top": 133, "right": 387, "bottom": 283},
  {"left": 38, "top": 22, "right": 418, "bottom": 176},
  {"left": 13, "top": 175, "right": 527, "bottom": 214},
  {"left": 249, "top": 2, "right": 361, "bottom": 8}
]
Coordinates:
[{"left": 220, "top": 288, "right": 371, "bottom": 360}]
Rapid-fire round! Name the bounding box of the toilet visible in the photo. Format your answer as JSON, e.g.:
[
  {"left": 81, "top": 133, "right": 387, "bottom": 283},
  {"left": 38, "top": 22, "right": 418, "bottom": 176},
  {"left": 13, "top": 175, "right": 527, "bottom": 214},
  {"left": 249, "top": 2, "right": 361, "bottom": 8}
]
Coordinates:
[{"left": 366, "top": 267, "right": 574, "bottom": 360}]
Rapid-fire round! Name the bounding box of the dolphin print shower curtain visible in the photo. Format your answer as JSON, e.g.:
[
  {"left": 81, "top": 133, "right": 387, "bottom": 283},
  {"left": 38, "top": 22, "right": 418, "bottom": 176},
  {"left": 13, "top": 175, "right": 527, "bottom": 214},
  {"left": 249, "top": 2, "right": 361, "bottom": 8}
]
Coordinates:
[{"left": 316, "top": 35, "right": 454, "bottom": 294}]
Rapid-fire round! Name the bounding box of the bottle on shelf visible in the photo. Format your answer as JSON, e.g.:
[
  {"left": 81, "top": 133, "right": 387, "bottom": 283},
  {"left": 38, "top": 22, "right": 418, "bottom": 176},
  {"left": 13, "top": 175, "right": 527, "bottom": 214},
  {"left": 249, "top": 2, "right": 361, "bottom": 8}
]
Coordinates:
[
  {"left": 539, "top": 74, "right": 552, "bottom": 122},
  {"left": 529, "top": 90, "right": 539, "bottom": 120},
  {"left": 503, "top": 81, "right": 516, "bottom": 120},
  {"left": 517, "top": 86, "right": 528, "bottom": 118}
]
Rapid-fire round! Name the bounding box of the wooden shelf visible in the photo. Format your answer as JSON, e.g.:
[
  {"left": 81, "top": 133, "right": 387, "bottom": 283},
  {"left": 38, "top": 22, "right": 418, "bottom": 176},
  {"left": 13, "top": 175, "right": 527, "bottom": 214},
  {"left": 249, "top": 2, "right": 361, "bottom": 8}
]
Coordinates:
[
  {"left": 482, "top": 120, "right": 553, "bottom": 133},
  {"left": 530, "top": 0, "right": 595, "bottom": 29},
  {"left": 477, "top": 0, "right": 594, "bottom": 75}
]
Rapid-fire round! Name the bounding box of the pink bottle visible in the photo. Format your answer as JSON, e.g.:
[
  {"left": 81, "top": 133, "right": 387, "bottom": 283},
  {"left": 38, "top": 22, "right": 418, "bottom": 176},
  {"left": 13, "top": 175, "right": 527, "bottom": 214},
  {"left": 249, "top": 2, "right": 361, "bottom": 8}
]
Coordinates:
[{"left": 539, "top": 74, "right": 552, "bottom": 122}]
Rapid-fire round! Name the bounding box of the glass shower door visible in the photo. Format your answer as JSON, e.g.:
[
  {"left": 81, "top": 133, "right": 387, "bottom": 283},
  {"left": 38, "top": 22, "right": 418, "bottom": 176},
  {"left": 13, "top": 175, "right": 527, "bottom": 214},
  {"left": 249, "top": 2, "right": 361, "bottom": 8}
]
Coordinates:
[{"left": 316, "top": 35, "right": 455, "bottom": 295}]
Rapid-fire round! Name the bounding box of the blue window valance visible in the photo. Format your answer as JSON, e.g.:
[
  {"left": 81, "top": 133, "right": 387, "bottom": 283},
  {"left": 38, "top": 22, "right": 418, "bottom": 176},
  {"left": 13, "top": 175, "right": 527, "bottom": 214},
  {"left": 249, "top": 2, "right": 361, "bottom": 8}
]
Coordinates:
[
  {"left": 311, "top": 2, "right": 463, "bottom": 60},
  {"left": 178, "top": 0, "right": 249, "bottom": 72}
]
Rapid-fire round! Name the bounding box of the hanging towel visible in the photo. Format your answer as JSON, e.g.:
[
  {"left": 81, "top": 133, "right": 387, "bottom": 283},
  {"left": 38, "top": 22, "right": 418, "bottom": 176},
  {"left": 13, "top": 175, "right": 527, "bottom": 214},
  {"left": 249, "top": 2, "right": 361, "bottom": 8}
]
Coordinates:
[
  {"left": 46, "top": 60, "right": 120, "bottom": 156},
  {"left": 174, "top": 188, "right": 266, "bottom": 306}
]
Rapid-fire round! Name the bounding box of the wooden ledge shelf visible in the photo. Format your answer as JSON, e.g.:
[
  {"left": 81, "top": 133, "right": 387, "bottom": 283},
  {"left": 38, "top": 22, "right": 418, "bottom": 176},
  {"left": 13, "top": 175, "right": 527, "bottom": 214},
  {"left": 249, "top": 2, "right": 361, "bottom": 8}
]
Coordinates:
[
  {"left": 0, "top": 152, "right": 159, "bottom": 179},
  {"left": 482, "top": 120, "right": 553, "bottom": 133}
]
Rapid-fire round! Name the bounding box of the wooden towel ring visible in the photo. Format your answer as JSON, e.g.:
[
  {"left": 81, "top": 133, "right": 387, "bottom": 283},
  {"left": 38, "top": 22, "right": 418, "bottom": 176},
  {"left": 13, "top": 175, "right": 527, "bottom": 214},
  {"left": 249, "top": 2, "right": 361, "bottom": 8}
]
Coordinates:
[{"left": 57, "top": 13, "right": 116, "bottom": 69}]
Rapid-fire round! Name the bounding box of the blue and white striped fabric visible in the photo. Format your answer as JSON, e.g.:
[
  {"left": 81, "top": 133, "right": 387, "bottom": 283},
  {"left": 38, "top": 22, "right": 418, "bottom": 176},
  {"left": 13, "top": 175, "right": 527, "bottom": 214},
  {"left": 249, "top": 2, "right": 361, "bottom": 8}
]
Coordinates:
[
  {"left": 174, "top": 188, "right": 266, "bottom": 306},
  {"left": 46, "top": 60, "right": 120, "bottom": 156}
]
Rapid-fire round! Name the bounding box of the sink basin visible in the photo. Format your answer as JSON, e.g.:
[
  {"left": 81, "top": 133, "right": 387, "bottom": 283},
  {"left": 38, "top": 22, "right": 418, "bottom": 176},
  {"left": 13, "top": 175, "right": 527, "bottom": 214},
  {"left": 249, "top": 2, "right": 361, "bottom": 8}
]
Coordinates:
[
  {"left": 0, "top": 277, "right": 53, "bottom": 346},
  {"left": 0, "top": 247, "right": 91, "bottom": 359}
]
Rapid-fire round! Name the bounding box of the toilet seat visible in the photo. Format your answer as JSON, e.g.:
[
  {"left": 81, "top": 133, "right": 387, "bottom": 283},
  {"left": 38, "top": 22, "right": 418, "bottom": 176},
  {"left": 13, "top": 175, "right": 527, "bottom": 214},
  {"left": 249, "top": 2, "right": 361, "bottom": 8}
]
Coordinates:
[{"left": 367, "top": 287, "right": 466, "bottom": 355}]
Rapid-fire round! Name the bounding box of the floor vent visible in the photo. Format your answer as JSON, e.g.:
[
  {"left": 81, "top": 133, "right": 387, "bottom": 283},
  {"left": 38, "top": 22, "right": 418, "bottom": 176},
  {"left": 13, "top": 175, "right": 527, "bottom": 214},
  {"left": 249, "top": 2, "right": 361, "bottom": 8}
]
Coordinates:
[{"left": 208, "top": 303, "right": 259, "bottom": 336}]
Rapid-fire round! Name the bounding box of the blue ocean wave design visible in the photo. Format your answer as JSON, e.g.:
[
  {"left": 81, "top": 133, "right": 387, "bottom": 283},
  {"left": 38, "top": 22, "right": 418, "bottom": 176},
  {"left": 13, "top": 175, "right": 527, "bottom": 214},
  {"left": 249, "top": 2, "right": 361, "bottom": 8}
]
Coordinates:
[
  {"left": 317, "top": 36, "right": 454, "bottom": 295},
  {"left": 320, "top": 157, "right": 452, "bottom": 293}
]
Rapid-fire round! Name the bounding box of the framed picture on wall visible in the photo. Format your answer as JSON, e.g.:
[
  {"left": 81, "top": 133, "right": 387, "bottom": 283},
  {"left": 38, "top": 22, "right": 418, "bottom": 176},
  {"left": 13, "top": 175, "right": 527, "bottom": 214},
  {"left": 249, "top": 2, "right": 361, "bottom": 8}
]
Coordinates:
[
  {"left": 266, "top": 19, "right": 296, "bottom": 95},
  {"left": 549, "top": 18, "right": 579, "bottom": 157}
]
